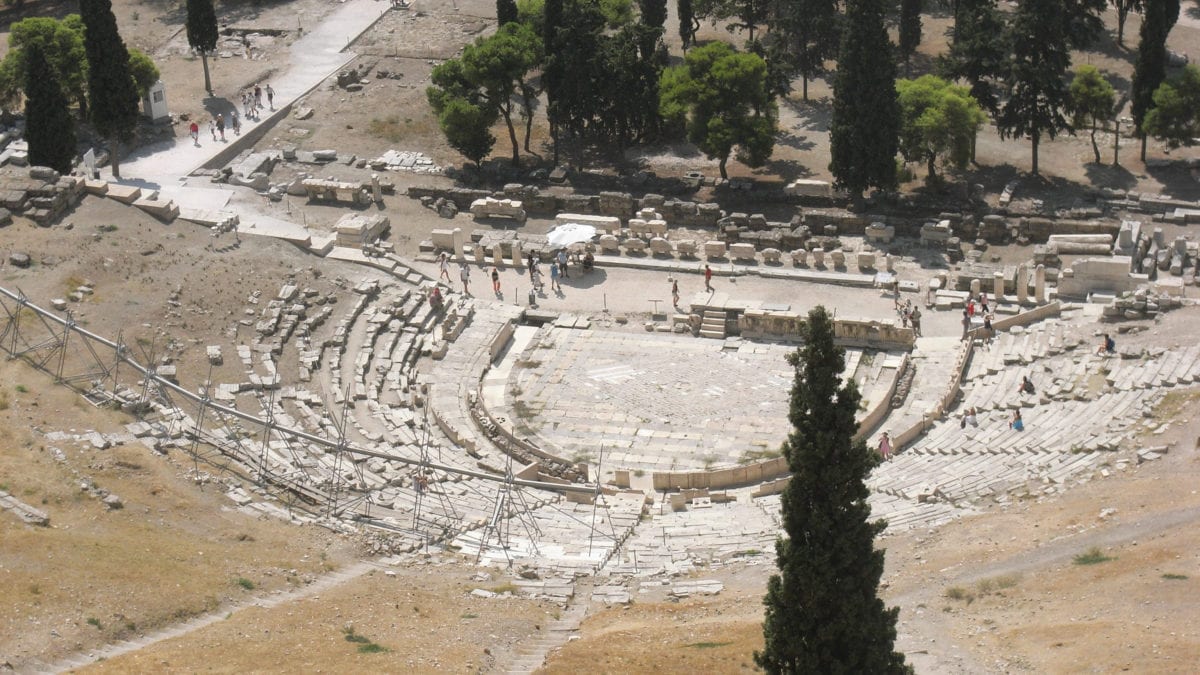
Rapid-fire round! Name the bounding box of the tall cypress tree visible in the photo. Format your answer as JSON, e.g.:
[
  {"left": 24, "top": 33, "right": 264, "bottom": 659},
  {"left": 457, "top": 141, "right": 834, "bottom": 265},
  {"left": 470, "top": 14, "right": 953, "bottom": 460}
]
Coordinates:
[
  {"left": 640, "top": 0, "right": 667, "bottom": 29},
  {"left": 995, "top": 0, "right": 1072, "bottom": 176},
  {"left": 81, "top": 0, "right": 139, "bottom": 179},
  {"left": 497, "top": 0, "right": 518, "bottom": 26},
  {"left": 1131, "top": 0, "right": 1179, "bottom": 161},
  {"left": 756, "top": 306, "right": 911, "bottom": 674},
  {"left": 829, "top": 0, "right": 900, "bottom": 197},
  {"left": 186, "top": 0, "right": 218, "bottom": 95},
  {"left": 898, "top": 0, "right": 922, "bottom": 76},
  {"left": 939, "top": 0, "right": 1005, "bottom": 115},
  {"left": 24, "top": 42, "right": 76, "bottom": 174}
]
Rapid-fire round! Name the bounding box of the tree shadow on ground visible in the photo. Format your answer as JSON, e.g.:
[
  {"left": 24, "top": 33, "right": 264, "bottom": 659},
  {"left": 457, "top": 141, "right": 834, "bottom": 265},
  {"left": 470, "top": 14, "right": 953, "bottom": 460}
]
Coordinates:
[
  {"left": 0, "top": 0, "right": 75, "bottom": 29},
  {"left": 897, "top": 51, "right": 940, "bottom": 80},
  {"left": 776, "top": 129, "right": 815, "bottom": 152},
  {"left": 1146, "top": 162, "right": 1200, "bottom": 200},
  {"left": 783, "top": 96, "right": 831, "bottom": 132},
  {"left": 755, "top": 157, "right": 814, "bottom": 183},
  {"left": 1084, "top": 162, "right": 1138, "bottom": 191}
]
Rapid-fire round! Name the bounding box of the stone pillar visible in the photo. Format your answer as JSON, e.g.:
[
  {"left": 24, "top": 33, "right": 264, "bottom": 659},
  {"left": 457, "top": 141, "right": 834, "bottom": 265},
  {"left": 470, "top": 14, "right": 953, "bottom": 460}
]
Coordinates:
[
  {"left": 510, "top": 240, "right": 523, "bottom": 268},
  {"left": 473, "top": 243, "right": 486, "bottom": 265},
  {"left": 452, "top": 228, "right": 465, "bottom": 261},
  {"left": 885, "top": 254, "right": 894, "bottom": 273},
  {"left": 492, "top": 242, "right": 503, "bottom": 266},
  {"left": 1153, "top": 227, "right": 1165, "bottom": 247},
  {"left": 812, "top": 249, "right": 825, "bottom": 267},
  {"left": 371, "top": 174, "right": 382, "bottom": 203},
  {"left": 1035, "top": 264, "right": 1046, "bottom": 303},
  {"left": 993, "top": 271, "right": 1005, "bottom": 300},
  {"left": 1016, "top": 264, "right": 1028, "bottom": 303},
  {"left": 969, "top": 278, "right": 981, "bottom": 299}
]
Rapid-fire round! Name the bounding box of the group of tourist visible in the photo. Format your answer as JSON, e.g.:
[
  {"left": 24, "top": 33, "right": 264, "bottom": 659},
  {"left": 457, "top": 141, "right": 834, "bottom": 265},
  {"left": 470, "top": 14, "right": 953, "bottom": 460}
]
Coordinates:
[
  {"left": 241, "top": 83, "right": 275, "bottom": 120},
  {"left": 895, "top": 297, "right": 922, "bottom": 336}
]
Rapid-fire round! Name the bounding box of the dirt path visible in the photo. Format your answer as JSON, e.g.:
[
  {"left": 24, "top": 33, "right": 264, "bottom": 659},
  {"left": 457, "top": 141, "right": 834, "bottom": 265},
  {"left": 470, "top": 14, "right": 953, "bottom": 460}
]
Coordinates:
[{"left": 43, "top": 558, "right": 386, "bottom": 673}]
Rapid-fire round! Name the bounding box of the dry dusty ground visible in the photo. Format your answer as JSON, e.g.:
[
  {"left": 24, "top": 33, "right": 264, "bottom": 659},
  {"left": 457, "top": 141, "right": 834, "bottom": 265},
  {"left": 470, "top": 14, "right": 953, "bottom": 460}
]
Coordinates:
[{"left": 2, "top": 0, "right": 1200, "bottom": 672}]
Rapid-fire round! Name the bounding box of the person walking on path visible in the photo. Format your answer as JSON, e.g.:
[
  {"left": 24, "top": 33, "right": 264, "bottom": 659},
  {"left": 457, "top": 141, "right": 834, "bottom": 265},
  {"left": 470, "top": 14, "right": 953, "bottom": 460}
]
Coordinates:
[
  {"left": 532, "top": 263, "right": 543, "bottom": 292},
  {"left": 438, "top": 252, "right": 451, "bottom": 282},
  {"left": 671, "top": 278, "right": 680, "bottom": 309},
  {"left": 216, "top": 114, "right": 226, "bottom": 141},
  {"left": 231, "top": 111, "right": 241, "bottom": 136},
  {"left": 266, "top": 83, "right": 275, "bottom": 110},
  {"left": 704, "top": 264, "right": 713, "bottom": 291},
  {"left": 254, "top": 84, "right": 263, "bottom": 110},
  {"left": 209, "top": 119, "right": 217, "bottom": 141},
  {"left": 878, "top": 432, "right": 893, "bottom": 461},
  {"left": 980, "top": 292, "right": 990, "bottom": 314},
  {"left": 549, "top": 261, "right": 561, "bottom": 292},
  {"left": 491, "top": 266, "right": 501, "bottom": 296},
  {"left": 557, "top": 249, "right": 569, "bottom": 278},
  {"left": 910, "top": 306, "right": 922, "bottom": 336},
  {"left": 189, "top": 121, "right": 200, "bottom": 146},
  {"left": 459, "top": 263, "right": 470, "bottom": 295}
]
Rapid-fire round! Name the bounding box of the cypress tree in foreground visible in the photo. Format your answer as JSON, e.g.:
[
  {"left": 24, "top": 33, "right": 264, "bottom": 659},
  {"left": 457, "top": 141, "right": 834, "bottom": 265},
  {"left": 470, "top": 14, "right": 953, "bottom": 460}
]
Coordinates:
[
  {"left": 81, "top": 0, "right": 139, "bottom": 179},
  {"left": 24, "top": 42, "right": 76, "bottom": 174},
  {"left": 756, "top": 306, "right": 911, "bottom": 674}
]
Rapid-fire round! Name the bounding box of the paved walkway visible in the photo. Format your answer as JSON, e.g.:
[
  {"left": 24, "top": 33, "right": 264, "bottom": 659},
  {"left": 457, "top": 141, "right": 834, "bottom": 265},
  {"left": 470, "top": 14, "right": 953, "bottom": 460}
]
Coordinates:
[{"left": 116, "top": 0, "right": 393, "bottom": 187}]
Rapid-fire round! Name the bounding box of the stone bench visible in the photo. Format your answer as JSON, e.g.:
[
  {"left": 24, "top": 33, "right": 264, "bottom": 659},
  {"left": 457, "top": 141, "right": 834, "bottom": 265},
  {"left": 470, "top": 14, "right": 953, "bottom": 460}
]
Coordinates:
[
  {"left": 729, "top": 243, "right": 756, "bottom": 262},
  {"left": 598, "top": 234, "right": 620, "bottom": 253},
  {"left": 762, "top": 248, "right": 782, "bottom": 264},
  {"left": 649, "top": 237, "right": 672, "bottom": 255},
  {"left": 676, "top": 240, "right": 698, "bottom": 258},
  {"left": 791, "top": 249, "right": 808, "bottom": 266},
  {"left": 622, "top": 238, "right": 647, "bottom": 254},
  {"left": 470, "top": 197, "right": 526, "bottom": 223},
  {"left": 704, "top": 241, "right": 727, "bottom": 259}
]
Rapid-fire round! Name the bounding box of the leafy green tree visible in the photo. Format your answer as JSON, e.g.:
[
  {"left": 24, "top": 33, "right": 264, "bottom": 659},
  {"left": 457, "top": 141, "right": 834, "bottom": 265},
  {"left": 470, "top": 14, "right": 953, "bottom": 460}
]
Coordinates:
[
  {"left": 938, "top": 0, "right": 1005, "bottom": 116},
  {"left": 429, "top": 23, "right": 541, "bottom": 166},
  {"left": 600, "top": 0, "right": 635, "bottom": 27},
  {"left": 1143, "top": 65, "right": 1200, "bottom": 149},
  {"left": 755, "top": 306, "right": 911, "bottom": 674},
  {"left": 186, "top": 0, "right": 218, "bottom": 95},
  {"left": 0, "top": 16, "right": 88, "bottom": 116},
  {"left": 897, "top": 75, "right": 985, "bottom": 181},
  {"left": 1112, "top": 0, "right": 1143, "bottom": 46},
  {"left": 775, "top": 0, "right": 838, "bottom": 101},
  {"left": 498, "top": 0, "right": 519, "bottom": 24},
  {"left": 1131, "top": 0, "right": 1180, "bottom": 161},
  {"left": 127, "top": 48, "right": 160, "bottom": 98},
  {"left": 996, "top": 0, "right": 1072, "bottom": 176},
  {"left": 659, "top": 41, "right": 776, "bottom": 179},
  {"left": 829, "top": 0, "right": 900, "bottom": 196},
  {"left": 1068, "top": 65, "right": 1116, "bottom": 164},
  {"left": 692, "top": 0, "right": 770, "bottom": 41},
  {"left": 438, "top": 97, "right": 498, "bottom": 167},
  {"left": 678, "top": 0, "right": 697, "bottom": 49},
  {"left": 81, "top": 0, "right": 140, "bottom": 179},
  {"left": 898, "top": 0, "right": 922, "bottom": 76},
  {"left": 517, "top": 0, "right": 545, "bottom": 32},
  {"left": 23, "top": 42, "right": 76, "bottom": 174}
]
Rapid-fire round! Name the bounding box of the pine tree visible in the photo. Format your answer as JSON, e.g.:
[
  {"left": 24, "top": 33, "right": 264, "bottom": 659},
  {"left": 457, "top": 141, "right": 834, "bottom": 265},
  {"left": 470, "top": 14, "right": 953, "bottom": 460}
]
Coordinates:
[
  {"left": 81, "top": 0, "right": 140, "bottom": 180},
  {"left": 186, "top": 0, "right": 218, "bottom": 95},
  {"left": 755, "top": 306, "right": 911, "bottom": 674},
  {"left": 829, "top": 0, "right": 900, "bottom": 197},
  {"left": 497, "top": 0, "right": 519, "bottom": 26},
  {"left": 995, "top": 0, "right": 1072, "bottom": 176},
  {"left": 898, "top": 0, "right": 922, "bottom": 76},
  {"left": 23, "top": 42, "right": 76, "bottom": 174},
  {"left": 1131, "top": 0, "right": 1179, "bottom": 161}
]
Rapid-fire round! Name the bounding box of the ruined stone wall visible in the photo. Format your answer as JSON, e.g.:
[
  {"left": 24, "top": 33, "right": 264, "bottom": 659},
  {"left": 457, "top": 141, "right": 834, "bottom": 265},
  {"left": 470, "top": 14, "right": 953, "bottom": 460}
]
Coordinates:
[{"left": 736, "top": 311, "right": 916, "bottom": 350}]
